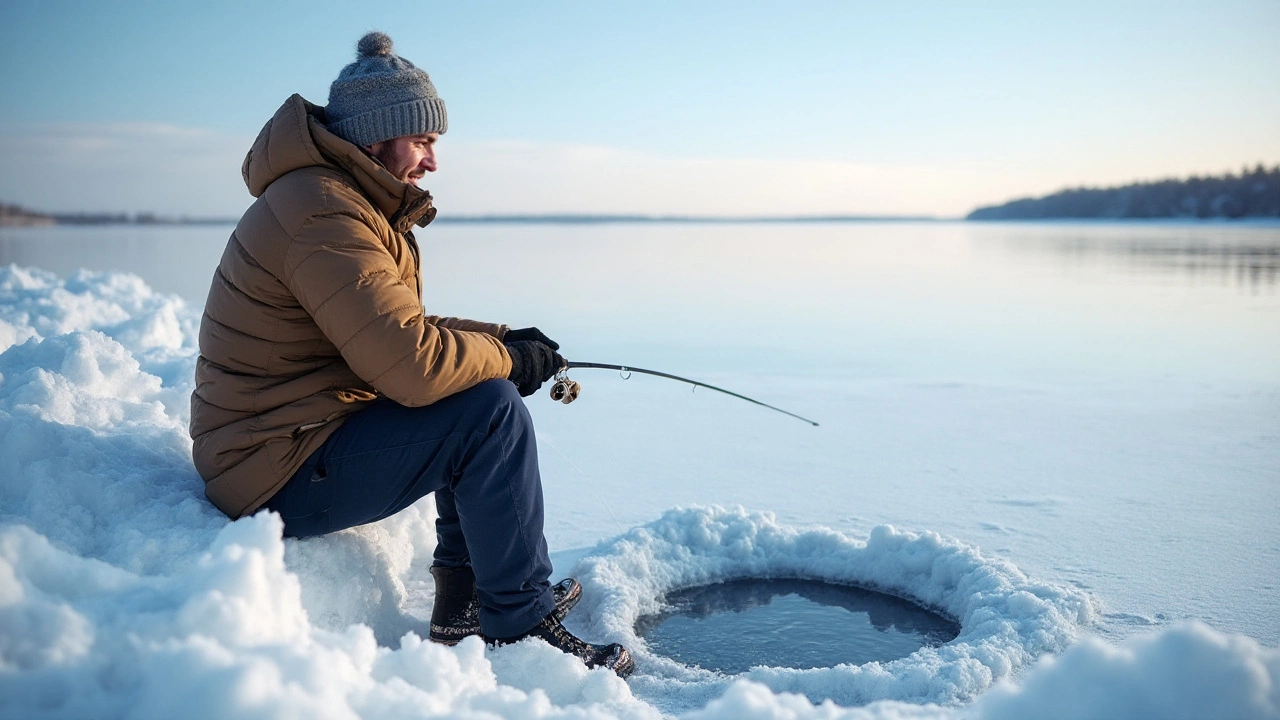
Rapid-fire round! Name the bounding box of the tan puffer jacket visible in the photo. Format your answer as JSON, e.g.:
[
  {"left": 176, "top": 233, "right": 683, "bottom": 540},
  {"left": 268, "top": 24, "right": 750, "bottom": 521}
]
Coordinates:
[{"left": 191, "top": 94, "right": 512, "bottom": 519}]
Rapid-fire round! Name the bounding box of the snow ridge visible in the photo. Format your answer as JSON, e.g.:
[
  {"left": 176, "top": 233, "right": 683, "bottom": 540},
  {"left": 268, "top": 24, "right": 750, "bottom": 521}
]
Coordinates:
[{"left": 571, "top": 506, "right": 1093, "bottom": 711}]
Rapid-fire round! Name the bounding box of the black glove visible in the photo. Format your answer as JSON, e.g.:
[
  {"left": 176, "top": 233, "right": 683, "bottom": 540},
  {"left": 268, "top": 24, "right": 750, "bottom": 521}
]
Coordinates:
[
  {"left": 504, "top": 326, "right": 560, "bottom": 351},
  {"left": 505, "top": 341, "right": 565, "bottom": 397}
]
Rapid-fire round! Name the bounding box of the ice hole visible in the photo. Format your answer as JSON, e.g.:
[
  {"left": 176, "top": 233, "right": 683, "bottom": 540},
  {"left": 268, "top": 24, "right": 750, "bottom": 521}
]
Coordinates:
[{"left": 635, "top": 578, "right": 960, "bottom": 674}]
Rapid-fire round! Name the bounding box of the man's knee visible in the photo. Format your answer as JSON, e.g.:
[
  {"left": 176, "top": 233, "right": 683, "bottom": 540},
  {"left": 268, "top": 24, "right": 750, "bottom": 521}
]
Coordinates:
[
  {"left": 467, "top": 378, "right": 523, "bottom": 405},
  {"left": 456, "top": 379, "right": 531, "bottom": 431},
  {"left": 465, "top": 376, "right": 524, "bottom": 409}
]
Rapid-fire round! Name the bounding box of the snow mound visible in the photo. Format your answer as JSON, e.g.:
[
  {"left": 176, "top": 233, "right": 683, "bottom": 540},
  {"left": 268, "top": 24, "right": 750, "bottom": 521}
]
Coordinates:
[
  {"left": 0, "top": 514, "right": 662, "bottom": 720},
  {"left": 0, "top": 265, "right": 453, "bottom": 644},
  {"left": 569, "top": 506, "right": 1094, "bottom": 711},
  {"left": 0, "top": 265, "right": 197, "bottom": 394},
  {"left": 0, "top": 264, "right": 1276, "bottom": 719},
  {"left": 687, "top": 622, "right": 1280, "bottom": 720},
  {"left": 0, "top": 266, "right": 214, "bottom": 576}
]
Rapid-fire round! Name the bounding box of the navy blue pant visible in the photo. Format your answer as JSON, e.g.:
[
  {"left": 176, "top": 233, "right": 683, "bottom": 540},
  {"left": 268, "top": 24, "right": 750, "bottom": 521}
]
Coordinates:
[{"left": 264, "top": 379, "right": 554, "bottom": 638}]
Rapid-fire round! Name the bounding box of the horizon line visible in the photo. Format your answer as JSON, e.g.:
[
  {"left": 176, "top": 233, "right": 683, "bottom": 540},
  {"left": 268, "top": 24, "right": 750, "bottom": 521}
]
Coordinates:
[
  {"left": 436, "top": 213, "right": 949, "bottom": 224},
  {"left": 1, "top": 209, "right": 956, "bottom": 226},
  {"left": 9, "top": 213, "right": 1280, "bottom": 228}
]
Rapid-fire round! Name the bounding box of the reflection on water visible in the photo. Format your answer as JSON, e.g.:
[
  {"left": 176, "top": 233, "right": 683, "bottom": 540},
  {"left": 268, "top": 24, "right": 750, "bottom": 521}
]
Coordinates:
[
  {"left": 635, "top": 578, "right": 959, "bottom": 674},
  {"left": 979, "top": 222, "right": 1280, "bottom": 291},
  {"left": 3, "top": 221, "right": 1278, "bottom": 383}
]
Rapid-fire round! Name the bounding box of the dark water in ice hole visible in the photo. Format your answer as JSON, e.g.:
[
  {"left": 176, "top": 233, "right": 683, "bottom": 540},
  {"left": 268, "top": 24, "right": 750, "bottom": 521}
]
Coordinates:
[{"left": 635, "top": 579, "right": 960, "bottom": 674}]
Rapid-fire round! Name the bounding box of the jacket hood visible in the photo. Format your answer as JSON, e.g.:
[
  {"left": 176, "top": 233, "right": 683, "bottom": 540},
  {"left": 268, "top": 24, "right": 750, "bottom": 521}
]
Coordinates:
[{"left": 242, "top": 94, "right": 436, "bottom": 231}]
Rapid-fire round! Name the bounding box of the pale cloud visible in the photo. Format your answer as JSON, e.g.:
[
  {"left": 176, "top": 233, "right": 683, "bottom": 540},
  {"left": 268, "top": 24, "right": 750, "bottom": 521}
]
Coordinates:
[
  {"left": 430, "top": 140, "right": 1038, "bottom": 218},
  {"left": 1, "top": 123, "right": 1073, "bottom": 218},
  {"left": 0, "top": 123, "right": 253, "bottom": 217}
]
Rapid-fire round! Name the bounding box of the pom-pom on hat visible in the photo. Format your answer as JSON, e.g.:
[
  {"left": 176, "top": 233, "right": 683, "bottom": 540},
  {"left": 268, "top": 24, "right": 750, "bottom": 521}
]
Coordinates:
[{"left": 326, "top": 31, "right": 447, "bottom": 147}]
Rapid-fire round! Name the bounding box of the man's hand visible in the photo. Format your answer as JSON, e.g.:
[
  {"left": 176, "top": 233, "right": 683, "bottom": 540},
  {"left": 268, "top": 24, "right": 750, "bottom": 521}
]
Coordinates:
[
  {"left": 505, "top": 327, "right": 559, "bottom": 351},
  {"left": 505, "top": 341, "right": 565, "bottom": 397}
]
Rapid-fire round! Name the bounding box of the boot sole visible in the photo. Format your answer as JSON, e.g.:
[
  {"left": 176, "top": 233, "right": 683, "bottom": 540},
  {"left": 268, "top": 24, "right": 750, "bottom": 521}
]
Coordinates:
[{"left": 604, "top": 644, "right": 635, "bottom": 679}]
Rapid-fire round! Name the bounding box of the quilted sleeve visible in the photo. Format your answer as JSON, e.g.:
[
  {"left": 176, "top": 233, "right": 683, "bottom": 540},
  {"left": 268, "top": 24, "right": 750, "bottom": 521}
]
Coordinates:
[{"left": 282, "top": 210, "right": 512, "bottom": 406}]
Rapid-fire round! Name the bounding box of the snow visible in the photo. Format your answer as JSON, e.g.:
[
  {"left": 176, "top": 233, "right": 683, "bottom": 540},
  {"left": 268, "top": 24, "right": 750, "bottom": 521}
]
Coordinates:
[
  {"left": 573, "top": 506, "right": 1091, "bottom": 710},
  {"left": 0, "top": 263, "right": 1277, "bottom": 719}
]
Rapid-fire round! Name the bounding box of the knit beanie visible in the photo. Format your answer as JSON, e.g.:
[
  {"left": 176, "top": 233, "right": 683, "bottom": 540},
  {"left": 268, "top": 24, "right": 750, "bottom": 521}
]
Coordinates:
[{"left": 326, "top": 31, "right": 447, "bottom": 147}]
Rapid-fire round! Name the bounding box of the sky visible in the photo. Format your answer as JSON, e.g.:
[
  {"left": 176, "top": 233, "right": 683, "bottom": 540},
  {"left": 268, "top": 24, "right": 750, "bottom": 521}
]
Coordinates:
[{"left": 1, "top": 0, "right": 1278, "bottom": 218}]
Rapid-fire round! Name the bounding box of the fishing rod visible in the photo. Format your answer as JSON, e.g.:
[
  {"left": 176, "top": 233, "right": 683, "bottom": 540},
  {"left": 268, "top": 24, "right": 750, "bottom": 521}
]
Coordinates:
[{"left": 549, "top": 361, "right": 819, "bottom": 427}]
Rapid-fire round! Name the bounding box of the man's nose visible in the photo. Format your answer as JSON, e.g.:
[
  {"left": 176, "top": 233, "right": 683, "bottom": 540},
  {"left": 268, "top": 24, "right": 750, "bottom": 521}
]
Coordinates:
[{"left": 420, "top": 149, "right": 437, "bottom": 173}]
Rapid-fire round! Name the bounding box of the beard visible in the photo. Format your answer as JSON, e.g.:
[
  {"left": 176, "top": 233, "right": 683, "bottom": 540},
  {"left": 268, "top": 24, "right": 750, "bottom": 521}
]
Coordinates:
[{"left": 371, "top": 144, "right": 418, "bottom": 185}]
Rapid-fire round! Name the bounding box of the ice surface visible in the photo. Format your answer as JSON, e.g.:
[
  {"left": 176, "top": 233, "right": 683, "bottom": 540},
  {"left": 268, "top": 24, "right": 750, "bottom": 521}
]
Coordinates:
[{"left": 0, "top": 264, "right": 1277, "bottom": 719}]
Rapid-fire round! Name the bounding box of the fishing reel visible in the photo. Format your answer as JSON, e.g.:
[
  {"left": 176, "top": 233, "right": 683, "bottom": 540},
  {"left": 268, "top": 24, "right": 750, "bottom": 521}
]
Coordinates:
[{"left": 549, "top": 368, "right": 581, "bottom": 404}]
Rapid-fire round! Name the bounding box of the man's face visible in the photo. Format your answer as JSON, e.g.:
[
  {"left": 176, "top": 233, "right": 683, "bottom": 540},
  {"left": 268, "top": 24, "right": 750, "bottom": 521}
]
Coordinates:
[{"left": 367, "top": 132, "right": 439, "bottom": 185}]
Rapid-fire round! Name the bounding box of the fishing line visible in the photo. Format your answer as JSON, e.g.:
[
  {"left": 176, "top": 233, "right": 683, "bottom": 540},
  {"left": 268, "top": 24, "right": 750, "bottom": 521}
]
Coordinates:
[
  {"left": 538, "top": 430, "right": 627, "bottom": 536},
  {"left": 538, "top": 359, "right": 816, "bottom": 537}
]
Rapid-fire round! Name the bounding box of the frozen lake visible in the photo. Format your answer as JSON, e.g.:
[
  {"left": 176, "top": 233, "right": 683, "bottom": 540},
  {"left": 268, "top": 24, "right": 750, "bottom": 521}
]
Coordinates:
[
  {"left": 3, "top": 219, "right": 1275, "bottom": 642},
  {"left": 1, "top": 219, "right": 1277, "bottom": 716}
]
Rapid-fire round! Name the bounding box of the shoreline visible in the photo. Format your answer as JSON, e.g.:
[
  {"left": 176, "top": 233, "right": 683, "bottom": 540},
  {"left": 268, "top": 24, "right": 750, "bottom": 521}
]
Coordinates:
[{"left": 5, "top": 215, "right": 1280, "bottom": 228}]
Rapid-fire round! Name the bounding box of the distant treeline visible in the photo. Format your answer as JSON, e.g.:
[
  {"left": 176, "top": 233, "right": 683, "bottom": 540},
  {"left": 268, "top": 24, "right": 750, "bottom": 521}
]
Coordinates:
[
  {"left": 0, "top": 203, "right": 55, "bottom": 227},
  {"left": 0, "top": 202, "right": 233, "bottom": 227},
  {"left": 967, "top": 164, "right": 1280, "bottom": 220}
]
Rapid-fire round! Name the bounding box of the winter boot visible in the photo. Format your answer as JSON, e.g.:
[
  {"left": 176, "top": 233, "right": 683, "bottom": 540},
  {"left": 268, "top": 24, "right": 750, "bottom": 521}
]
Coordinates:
[
  {"left": 487, "top": 612, "right": 635, "bottom": 679},
  {"left": 429, "top": 565, "right": 583, "bottom": 645},
  {"left": 429, "top": 565, "right": 480, "bottom": 645}
]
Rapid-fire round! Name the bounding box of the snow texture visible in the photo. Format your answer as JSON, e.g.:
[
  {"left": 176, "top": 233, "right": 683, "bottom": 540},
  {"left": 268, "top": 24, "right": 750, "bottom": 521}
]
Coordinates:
[
  {"left": 1, "top": 264, "right": 1277, "bottom": 719},
  {"left": 570, "top": 506, "right": 1093, "bottom": 710}
]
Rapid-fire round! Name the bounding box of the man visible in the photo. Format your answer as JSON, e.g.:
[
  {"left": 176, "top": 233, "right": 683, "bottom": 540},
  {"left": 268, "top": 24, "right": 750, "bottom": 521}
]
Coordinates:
[{"left": 189, "top": 31, "right": 633, "bottom": 677}]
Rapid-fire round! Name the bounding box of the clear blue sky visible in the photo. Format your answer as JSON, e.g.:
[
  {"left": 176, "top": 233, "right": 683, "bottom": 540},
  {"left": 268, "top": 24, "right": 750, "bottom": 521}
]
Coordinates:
[{"left": 2, "top": 0, "right": 1277, "bottom": 216}]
